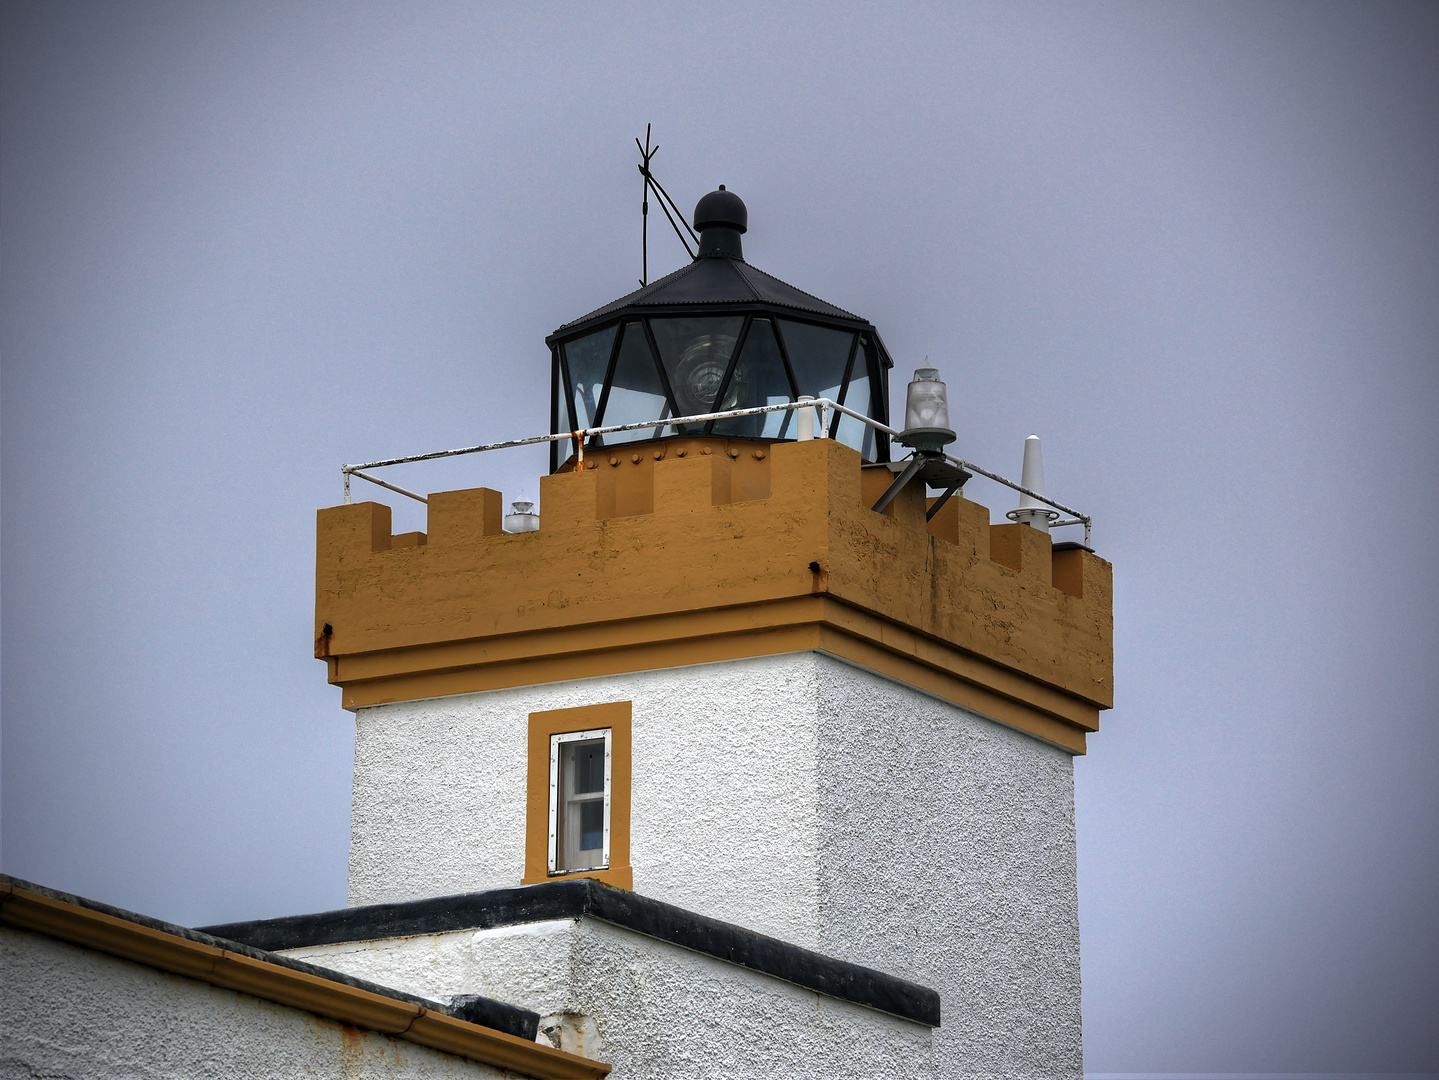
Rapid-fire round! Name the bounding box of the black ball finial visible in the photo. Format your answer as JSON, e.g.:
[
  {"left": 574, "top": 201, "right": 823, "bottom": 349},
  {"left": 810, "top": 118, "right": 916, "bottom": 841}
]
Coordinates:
[
  {"left": 693, "top": 187, "right": 747, "bottom": 233},
  {"left": 693, "top": 187, "right": 747, "bottom": 258}
]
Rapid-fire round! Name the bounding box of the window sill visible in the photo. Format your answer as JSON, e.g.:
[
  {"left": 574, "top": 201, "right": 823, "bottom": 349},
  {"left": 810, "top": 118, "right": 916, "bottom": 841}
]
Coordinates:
[{"left": 522, "top": 866, "right": 633, "bottom": 891}]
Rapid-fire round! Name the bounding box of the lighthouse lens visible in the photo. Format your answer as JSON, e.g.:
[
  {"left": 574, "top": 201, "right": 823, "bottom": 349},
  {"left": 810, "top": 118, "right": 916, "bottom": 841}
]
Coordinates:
[
  {"left": 650, "top": 316, "right": 745, "bottom": 425},
  {"left": 673, "top": 333, "right": 741, "bottom": 415}
]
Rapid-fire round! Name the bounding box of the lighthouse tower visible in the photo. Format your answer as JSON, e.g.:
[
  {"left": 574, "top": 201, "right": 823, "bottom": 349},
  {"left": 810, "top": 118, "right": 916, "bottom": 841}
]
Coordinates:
[{"left": 250, "top": 189, "right": 1111, "bottom": 1077}]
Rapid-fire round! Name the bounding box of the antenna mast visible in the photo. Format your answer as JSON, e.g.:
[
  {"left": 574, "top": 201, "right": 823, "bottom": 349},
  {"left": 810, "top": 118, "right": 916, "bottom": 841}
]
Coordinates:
[
  {"left": 635, "top": 126, "right": 699, "bottom": 285},
  {"left": 638, "top": 125, "right": 654, "bottom": 286}
]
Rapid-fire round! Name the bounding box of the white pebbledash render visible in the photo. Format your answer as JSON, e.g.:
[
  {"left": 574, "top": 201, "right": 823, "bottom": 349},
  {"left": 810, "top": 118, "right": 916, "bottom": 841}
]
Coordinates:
[{"left": 323, "top": 651, "right": 1081, "bottom": 1078}]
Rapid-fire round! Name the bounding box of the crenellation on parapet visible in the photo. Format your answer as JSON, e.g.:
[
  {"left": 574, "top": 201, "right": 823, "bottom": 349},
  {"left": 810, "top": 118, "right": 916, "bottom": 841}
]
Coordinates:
[{"left": 316, "top": 436, "right": 1111, "bottom": 747}]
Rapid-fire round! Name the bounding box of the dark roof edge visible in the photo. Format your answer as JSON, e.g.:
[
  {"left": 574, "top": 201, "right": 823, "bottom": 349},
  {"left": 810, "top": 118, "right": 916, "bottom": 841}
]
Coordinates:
[
  {"left": 545, "top": 303, "right": 879, "bottom": 347},
  {"left": 0, "top": 874, "right": 541, "bottom": 1042},
  {"left": 547, "top": 257, "right": 869, "bottom": 342},
  {"left": 200, "top": 878, "right": 940, "bottom": 1027}
]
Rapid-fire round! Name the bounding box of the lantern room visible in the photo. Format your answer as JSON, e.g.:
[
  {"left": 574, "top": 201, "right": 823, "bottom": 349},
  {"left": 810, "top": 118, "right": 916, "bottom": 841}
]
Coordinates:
[{"left": 546, "top": 187, "right": 894, "bottom": 472}]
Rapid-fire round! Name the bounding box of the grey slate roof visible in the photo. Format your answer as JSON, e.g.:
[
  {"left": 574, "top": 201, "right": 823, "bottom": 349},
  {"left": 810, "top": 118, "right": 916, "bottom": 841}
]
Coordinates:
[{"left": 550, "top": 256, "right": 867, "bottom": 339}]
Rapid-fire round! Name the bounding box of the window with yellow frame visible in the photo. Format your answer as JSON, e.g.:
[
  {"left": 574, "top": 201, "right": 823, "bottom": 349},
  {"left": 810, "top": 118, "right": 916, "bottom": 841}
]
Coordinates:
[{"left": 523, "top": 701, "right": 633, "bottom": 890}]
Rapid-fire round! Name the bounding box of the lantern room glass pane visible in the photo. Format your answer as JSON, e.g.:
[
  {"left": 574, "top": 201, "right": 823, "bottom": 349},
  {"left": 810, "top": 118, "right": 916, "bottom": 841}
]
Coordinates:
[
  {"left": 835, "top": 371, "right": 874, "bottom": 458},
  {"left": 564, "top": 326, "right": 617, "bottom": 432},
  {"left": 712, "top": 318, "right": 795, "bottom": 439},
  {"left": 596, "top": 322, "right": 669, "bottom": 446},
  {"left": 551, "top": 347, "right": 569, "bottom": 470},
  {"left": 649, "top": 316, "right": 746, "bottom": 419},
  {"left": 777, "top": 319, "right": 855, "bottom": 404}
]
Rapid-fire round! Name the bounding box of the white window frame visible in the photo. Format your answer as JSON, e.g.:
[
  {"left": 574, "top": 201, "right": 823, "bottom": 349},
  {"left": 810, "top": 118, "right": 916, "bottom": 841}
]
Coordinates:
[{"left": 547, "top": 727, "right": 612, "bottom": 875}]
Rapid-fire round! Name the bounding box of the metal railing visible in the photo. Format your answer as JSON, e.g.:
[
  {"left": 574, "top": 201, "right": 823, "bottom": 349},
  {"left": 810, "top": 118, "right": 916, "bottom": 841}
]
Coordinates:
[{"left": 341, "top": 398, "right": 1092, "bottom": 547}]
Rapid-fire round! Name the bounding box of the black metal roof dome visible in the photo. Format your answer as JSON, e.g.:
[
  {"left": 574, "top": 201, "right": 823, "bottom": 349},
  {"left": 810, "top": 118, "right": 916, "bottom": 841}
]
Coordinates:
[
  {"left": 692, "top": 185, "right": 747, "bottom": 232},
  {"left": 546, "top": 188, "right": 893, "bottom": 471}
]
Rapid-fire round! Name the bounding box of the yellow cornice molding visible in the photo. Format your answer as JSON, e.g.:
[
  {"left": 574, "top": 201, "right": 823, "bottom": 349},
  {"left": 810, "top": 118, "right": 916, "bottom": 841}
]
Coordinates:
[
  {"left": 331, "top": 593, "right": 1096, "bottom": 752},
  {"left": 0, "top": 882, "right": 610, "bottom": 1080}
]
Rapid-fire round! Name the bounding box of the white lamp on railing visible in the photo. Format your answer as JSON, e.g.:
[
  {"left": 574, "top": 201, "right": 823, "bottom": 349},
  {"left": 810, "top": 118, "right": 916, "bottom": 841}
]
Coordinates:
[
  {"left": 871, "top": 366, "right": 969, "bottom": 517},
  {"left": 897, "top": 367, "right": 956, "bottom": 454},
  {"left": 1006, "top": 434, "right": 1060, "bottom": 533}
]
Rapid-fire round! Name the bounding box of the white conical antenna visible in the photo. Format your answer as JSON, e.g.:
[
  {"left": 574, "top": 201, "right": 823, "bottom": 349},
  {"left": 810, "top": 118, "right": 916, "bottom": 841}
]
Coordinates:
[{"left": 1006, "top": 434, "right": 1060, "bottom": 533}]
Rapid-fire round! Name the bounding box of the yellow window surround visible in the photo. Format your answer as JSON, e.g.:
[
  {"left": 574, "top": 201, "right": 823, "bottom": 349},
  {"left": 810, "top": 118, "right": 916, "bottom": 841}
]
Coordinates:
[{"left": 523, "top": 701, "right": 633, "bottom": 891}]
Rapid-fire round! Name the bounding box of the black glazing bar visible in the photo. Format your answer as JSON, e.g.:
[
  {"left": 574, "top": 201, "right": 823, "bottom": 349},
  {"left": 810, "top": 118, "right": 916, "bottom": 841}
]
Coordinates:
[
  {"left": 556, "top": 342, "right": 580, "bottom": 471},
  {"left": 868, "top": 339, "right": 890, "bottom": 461},
  {"left": 830, "top": 333, "right": 861, "bottom": 439},
  {"left": 640, "top": 318, "right": 683, "bottom": 424},
  {"left": 550, "top": 348, "right": 562, "bottom": 475},
  {"left": 588, "top": 324, "right": 629, "bottom": 450},
  {"left": 852, "top": 337, "right": 876, "bottom": 459},
  {"left": 768, "top": 318, "right": 802, "bottom": 440},
  {"left": 556, "top": 344, "right": 578, "bottom": 433},
  {"left": 645, "top": 170, "right": 699, "bottom": 245},
  {"left": 640, "top": 171, "right": 695, "bottom": 260},
  {"left": 703, "top": 314, "right": 754, "bottom": 435}
]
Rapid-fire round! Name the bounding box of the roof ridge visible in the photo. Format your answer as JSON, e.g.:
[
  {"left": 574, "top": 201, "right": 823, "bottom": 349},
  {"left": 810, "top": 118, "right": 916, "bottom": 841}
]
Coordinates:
[
  {"left": 736, "top": 261, "right": 862, "bottom": 321},
  {"left": 197, "top": 877, "right": 941, "bottom": 1027},
  {"left": 727, "top": 259, "right": 765, "bottom": 302},
  {"left": 556, "top": 260, "right": 703, "bottom": 332},
  {"left": 550, "top": 257, "right": 868, "bottom": 339}
]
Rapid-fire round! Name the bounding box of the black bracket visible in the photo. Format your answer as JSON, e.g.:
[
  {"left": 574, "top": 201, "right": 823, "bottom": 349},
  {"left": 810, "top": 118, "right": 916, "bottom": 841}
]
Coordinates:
[{"left": 870, "top": 454, "right": 973, "bottom": 519}]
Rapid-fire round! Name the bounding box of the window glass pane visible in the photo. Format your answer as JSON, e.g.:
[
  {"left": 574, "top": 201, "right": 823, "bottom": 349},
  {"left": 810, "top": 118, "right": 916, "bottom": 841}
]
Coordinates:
[
  {"left": 551, "top": 349, "right": 570, "bottom": 469},
  {"left": 597, "top": 323, "right": 669, "bottom": 446},
  {"left": 579, "top": 801, "right": 604, "bottom": 850},
  {"left": 556, "top": 435, "right": 574, "bottom": 469},
  {"left": 572, "top": 740, "right": 604, "bottom": 793},
  {"left": 777, "top": 319, "right": 855, "bottom": 404},
  {"left": 563, "top": 326, "right": 617, "bottom": 431},
  {"left": 648, "top": 316, "right": 746, "bottom": 418},
  {"left": 836, "top": 371, "right": 874, "bottom": 458},
  {"left": 557, "top": 736, "right": 607, "bottom": 872},
  {"left": 713, "top": 319, "right": 796, "bottom": 439}
]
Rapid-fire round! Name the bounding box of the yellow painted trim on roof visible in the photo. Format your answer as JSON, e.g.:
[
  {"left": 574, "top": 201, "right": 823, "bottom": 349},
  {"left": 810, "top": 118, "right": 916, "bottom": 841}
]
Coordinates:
[
  {"left": 331, "top": 595, "right": 1094, "bottom": 753},
  {"left": 0, "top": 883, "right": 610, "bottom": 1080}
]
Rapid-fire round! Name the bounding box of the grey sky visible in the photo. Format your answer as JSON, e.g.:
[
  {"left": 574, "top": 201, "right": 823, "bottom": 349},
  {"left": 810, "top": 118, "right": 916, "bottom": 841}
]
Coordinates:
[{"left": 3, "top": 2, "right": 1435, "bottom": 1072}]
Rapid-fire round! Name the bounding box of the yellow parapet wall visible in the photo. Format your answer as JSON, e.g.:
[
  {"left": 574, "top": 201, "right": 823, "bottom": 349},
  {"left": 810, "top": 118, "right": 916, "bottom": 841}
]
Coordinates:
[{"left": 315, "top": 437, "right": 1112, "bottom": 752}]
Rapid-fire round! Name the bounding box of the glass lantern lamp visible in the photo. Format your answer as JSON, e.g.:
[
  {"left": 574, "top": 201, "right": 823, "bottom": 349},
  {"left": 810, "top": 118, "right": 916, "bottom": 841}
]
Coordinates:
[
  {"left": 546, "top": 187, "right": 896, "bottom": 471},
  {"left": 897, "top": 367, "right": 956, "bottom": 454},
  {"left": 871, "top": 366, "right": 971, "bottom": 519}
]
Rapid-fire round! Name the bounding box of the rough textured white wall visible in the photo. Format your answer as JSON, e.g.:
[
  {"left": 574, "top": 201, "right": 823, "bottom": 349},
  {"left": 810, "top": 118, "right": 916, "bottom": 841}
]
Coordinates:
[
  {"left": 0, "top": 926, "right": 524, "bottom": 1080},
  {"left": 813, "top": 654, "right": 1083, "bottom": 1080},
  {"left": 349, "top": 655, "right": 823, "bottom": 946},
  {"left": 348, "top": 649, "right": 1080, "bottom": 1078},
  {"left": 283, "top": 918, "right": 934, "bottom": 1079}
]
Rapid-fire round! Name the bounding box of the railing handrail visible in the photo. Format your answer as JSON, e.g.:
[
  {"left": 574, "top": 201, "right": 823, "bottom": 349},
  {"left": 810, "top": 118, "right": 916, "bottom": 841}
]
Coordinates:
[{"left": 340, "top": 398, "right": 1092, "bottom": 546}]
